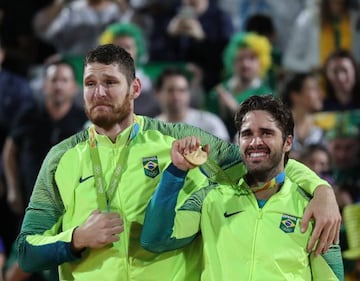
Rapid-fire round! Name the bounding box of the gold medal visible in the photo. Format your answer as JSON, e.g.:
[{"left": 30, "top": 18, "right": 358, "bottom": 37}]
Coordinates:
[{"left": 184, "top": 147, "right": 208, "bottom": 166}]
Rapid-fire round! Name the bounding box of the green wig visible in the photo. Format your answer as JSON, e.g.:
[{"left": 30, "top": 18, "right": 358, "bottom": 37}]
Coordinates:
[
  {"left": 223, "top": 32, "right": 272, "bottom": 77},
  {"left": 99, "top": 23, "right": 147, "bottom": 65}
]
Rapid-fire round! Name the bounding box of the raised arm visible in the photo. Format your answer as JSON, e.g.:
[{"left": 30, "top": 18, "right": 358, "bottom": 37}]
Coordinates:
[{"left": 141, "top": 137, "right": 209, "bottom": 253}]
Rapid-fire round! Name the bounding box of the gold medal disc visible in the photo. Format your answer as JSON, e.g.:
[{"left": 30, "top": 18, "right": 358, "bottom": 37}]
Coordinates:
[{"left": 184, "top": 147, "right": 208, "bottom": 166}]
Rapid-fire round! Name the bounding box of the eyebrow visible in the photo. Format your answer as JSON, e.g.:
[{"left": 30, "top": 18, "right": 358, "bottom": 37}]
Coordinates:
[
  {"left": 84, "top": 73, "right": 119, "bottom": 80},
  {"left": 240, "top": 127, "right": 275, "bottom": 134}
]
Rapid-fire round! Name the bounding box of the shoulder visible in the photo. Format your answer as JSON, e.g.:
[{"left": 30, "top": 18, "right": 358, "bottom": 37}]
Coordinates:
[
  {"left": 141, "top": 115, "right": 214, "bottom": 138},
  {"left": 285, "top": 178, "right": 313, "bottom": 202}
]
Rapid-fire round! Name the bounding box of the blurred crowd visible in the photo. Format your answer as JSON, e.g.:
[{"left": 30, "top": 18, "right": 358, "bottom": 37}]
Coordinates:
[{"left": 0, "top": 0, "right": 360, "bottom": 280}]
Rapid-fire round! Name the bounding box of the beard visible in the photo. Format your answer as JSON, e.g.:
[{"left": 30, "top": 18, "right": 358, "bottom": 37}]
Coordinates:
[
  {"left": 241, "top": 148, "right": 284, "bottom": 183},
  {"left": 85, "top": 92, "right": 132, "bottom": 130}
]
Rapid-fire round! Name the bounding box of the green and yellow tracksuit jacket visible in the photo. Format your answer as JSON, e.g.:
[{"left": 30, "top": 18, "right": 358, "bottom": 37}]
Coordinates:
[
  {"left": 141, "top": 165, "right": 344, "bottom": 281},
  {"left": 17, "top": 115, "right": 331, "bottom": 281}
]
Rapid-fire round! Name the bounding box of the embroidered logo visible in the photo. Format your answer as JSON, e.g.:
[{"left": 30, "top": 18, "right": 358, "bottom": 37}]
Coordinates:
[
  {"left": 143, "top": 156, "right": 160, "bottom": 178},
  {"left": 279, "top": 214, "right": 297, "bottom": 233},
  {"left": 224, "top": 211, "right": 243, "bottom": 218},
  {"left": 79, "top": 175, "right": 94, "bottom": 183}
]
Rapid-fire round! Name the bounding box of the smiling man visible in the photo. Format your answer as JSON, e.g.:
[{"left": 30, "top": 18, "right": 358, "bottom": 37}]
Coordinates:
[{"left": 141, "top": 95, "right": 344, "bottom": 280}]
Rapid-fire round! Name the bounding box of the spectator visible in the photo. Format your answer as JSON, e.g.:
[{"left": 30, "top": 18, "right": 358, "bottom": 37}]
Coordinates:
[
  {"left": 150, "top": 0, "right": 234, "bottom": 91},
  {"left": 2, "top": 60, "right": 87, "bottom": 216},
  {"left": 244, "top": 13, "right": 283, "bottom": 91},
  {"left": 154, "top": 67, "right": 229, "bottom": 141},
  {"left": 33, "top": 0, "right": 120, "bottom": 57},
  {"left": 207, "top": 32, "right": 272, "bottom": 139},
  {"left": 299, "top": 143, "right": 334, "bottom": 185},
  {"left": 322, "top": 49, "right": 360, "bottom": 111},
  {"left": 281, "top": 72, "right": 325, "bottom": 159},
  {"left": 218, "top": 0, "right": 305, "bottom": 51},
  {"left": 284, "top": 0, "right": 360, "bottom": 73}
]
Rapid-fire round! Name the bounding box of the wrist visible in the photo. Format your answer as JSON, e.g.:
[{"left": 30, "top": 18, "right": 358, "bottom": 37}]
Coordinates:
[
  {"left": 168, "top": 163, "right": 188, "bottom": 178},
  {"left": 71, "top": 227, "right": 86, "bottom": 255},
  {"left": 314, "top": 184, "right": 333, "bottom": 196}
]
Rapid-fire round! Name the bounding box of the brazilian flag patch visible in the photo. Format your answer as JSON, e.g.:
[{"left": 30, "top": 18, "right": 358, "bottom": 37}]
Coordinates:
[
  {"left": 143, "top": 156, "right": 160, "bottom": 178},
  {"left": 279, "top": 214, "right": 297, "bottom": 233}
]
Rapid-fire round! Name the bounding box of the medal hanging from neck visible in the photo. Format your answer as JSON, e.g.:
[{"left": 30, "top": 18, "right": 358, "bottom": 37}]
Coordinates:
[
  {"left": 89, "top": 116, "right": 140, "bottom": 212},
  {"left": 250, "top": 171, "right": 285, "bottom": 193}
]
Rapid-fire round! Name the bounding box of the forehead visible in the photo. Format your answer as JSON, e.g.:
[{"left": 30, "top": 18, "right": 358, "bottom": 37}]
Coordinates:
[
  {"left": 328, "top": 57, "right": 353, "bottom": 70},
  {"left": 46, "top": 64, "right": 73, "bottom": 78},
  {"left": 241, "top": 110, "right": 278, "bottom": 129},
  {"left": 162, "top": 75, "right": 188, "bottom": 86},
  {"left": 113, "top": 36, "right": 136, "bottom": 46},
  {"left": 84, "top": 62, "right": 122, "bottom": 78},
  {"left": 236, "top": 47, "right": 257, "bottom": 58}
]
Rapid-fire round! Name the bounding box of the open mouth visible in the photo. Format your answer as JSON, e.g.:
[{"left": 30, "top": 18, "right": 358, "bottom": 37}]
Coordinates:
[{"left": 246, "top": 149, "right": 270, "bottom": 161}]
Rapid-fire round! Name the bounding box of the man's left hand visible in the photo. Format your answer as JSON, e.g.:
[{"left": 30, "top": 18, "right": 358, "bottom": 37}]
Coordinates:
[{"left": 301, "top": 185, "right": 341, "bottom": 256}]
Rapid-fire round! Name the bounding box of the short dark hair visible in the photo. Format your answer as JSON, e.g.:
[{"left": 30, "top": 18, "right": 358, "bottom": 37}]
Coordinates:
[
  {"left": 245, "top": 13, "right": 275, "bottom": 38},
  {"left": 281, "top": 72, "right": 316, "bottom": 108},
  {"left": 154, "top": 67, "right": 188, "bottom": 91},
  {"left": 84, "top": 44, "right": 135, "bottom": 85},
  {"left": 234, "top": 95, "right": 294, "bottom": 163},
  {"left": 299, "top": 144, "right": 331, "bottom": 164}
]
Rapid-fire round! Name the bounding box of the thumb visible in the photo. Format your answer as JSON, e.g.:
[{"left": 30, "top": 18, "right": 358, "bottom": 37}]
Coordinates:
[
  {"left": 202, "top": 144, "right": 210, "bottom": 154},
  {"left": 301, "top": 207, "right": 312, "bottom": 233}
]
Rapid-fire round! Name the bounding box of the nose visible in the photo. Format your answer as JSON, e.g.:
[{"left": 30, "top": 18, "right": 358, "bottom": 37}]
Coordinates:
[
  {"left": 249, "top": 135, "right": 263, "bottom": 146},
  {"left": 94, "top": 84, "right": 107, "bottom": 97}
]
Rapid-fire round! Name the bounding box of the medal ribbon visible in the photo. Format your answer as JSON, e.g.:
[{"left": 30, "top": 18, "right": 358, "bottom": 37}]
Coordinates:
[
  {"left": 245, "top": 171, "right": 285, "bottom": 193},
  {"left": 200, "top": 158, "right": 249, "bottom": 195},
  {"left": 89, "top": 116, "right": 140, "bottom": 212}
]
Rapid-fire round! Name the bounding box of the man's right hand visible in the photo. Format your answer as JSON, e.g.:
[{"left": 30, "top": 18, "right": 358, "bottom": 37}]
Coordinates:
[
  {"left": 71, "top": 210, "right": 124, "bottom": 253},
  {"left": 171, "top": 137, "right": 209, "bottom": 171}
]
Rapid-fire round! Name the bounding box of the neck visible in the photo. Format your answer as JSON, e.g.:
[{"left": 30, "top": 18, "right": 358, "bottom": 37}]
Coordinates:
[
  {"left": 246, "top": 169, "right": 285, "bottom": 200},
  {"left": 235, "top": 77, "right": 258, "bottom": 93},
  {"left": 94, "top": 115, "right": 134, "bottom": 142},
  {"left": 334, "top": 90, "right": 352, "bottom": 105}
]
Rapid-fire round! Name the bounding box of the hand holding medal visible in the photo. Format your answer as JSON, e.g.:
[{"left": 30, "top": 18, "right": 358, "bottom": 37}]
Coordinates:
[
  {"left": 184, "top": 146, "right": 208, "bottom": 166},
  {"left": 171, "top": 137, "right": 209, "bottom": 171}
]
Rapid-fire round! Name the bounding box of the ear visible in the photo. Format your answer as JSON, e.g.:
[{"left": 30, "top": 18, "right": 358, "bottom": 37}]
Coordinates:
[
  {"left": 130, "top": 77, "right": 142, "bottom": 100},
  {"left": 283, "top": 135, "right": 293, "bottom": 153}
]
